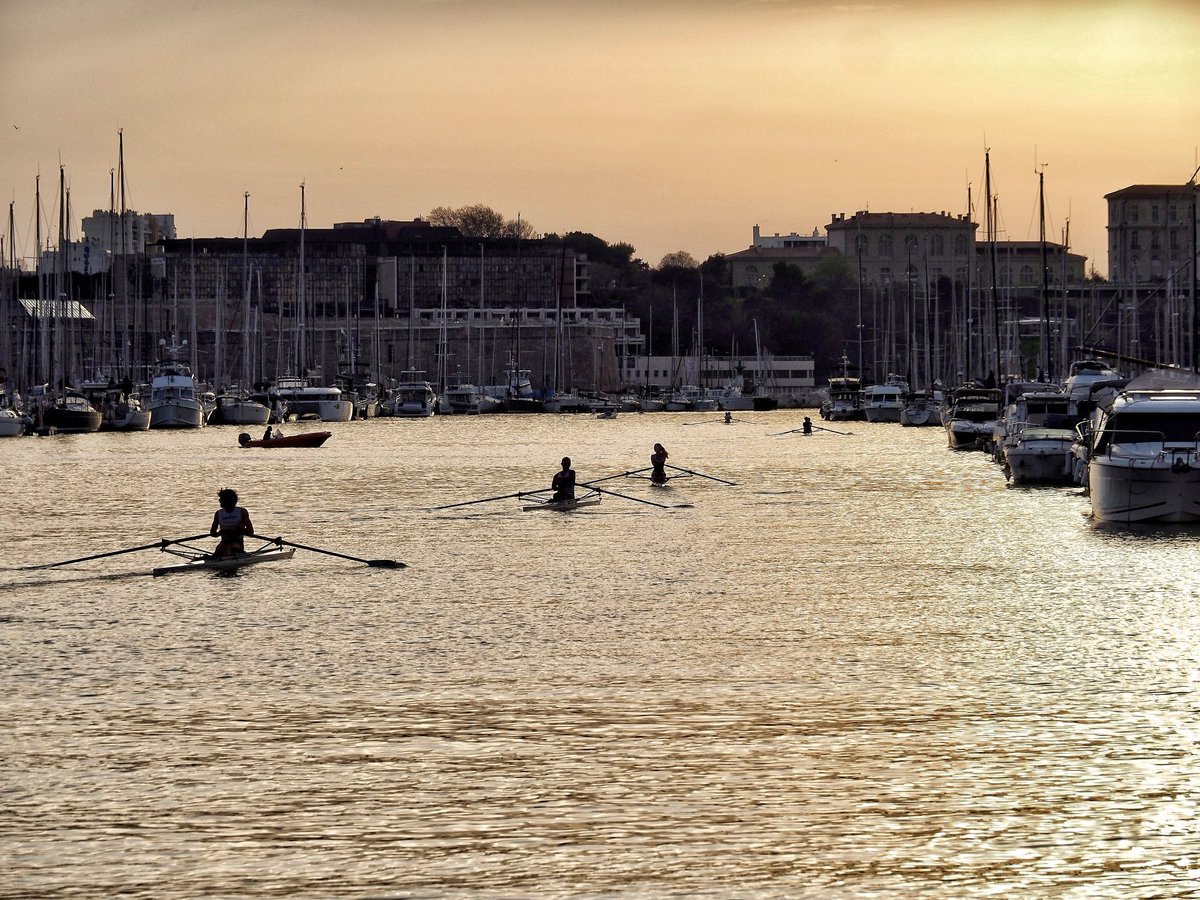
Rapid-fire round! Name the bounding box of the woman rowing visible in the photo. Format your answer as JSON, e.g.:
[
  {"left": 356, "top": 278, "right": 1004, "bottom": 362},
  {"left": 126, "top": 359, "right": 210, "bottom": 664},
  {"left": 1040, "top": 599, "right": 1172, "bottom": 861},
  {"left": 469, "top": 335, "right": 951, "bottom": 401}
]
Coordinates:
[
  {"left": 650, "top": 443, "right": 668, "bottom": 485},
  {"left": 551, "top": 457, "right": 576, "bottom": 502},
  {"left": 210, "top": 488, "right": 254, "bottom": 558}
]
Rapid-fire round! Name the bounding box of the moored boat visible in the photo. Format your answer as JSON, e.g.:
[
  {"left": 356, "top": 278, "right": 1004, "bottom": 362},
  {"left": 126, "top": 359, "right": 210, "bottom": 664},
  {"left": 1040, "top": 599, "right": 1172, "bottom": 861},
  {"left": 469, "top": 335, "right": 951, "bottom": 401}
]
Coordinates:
[{"left": 1086, "top": 387, "right": 1200, "bottom": 524}]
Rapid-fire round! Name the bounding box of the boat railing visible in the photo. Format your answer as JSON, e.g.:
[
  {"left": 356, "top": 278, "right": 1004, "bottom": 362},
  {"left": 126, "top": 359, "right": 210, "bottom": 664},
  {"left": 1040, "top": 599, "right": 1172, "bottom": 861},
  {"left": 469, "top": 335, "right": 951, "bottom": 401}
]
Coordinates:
[{"left": 1095, "top": 428, "right": 1200, "bottom": 455}]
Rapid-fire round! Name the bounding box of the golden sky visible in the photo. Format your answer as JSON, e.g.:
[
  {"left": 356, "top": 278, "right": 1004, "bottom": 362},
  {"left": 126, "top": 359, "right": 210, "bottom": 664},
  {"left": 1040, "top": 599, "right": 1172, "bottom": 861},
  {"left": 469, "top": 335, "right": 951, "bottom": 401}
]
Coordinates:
[{"left": 2, "top": 0, "right": 1197, "bottom": 273}]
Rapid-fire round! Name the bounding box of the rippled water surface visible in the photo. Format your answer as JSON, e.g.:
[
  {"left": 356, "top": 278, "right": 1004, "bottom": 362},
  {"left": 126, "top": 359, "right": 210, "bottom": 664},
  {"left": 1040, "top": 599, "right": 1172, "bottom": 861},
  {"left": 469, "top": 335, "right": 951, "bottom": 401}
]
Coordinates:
[{"left": 5, "top": 412, "right": 1200, "bottom": 897}]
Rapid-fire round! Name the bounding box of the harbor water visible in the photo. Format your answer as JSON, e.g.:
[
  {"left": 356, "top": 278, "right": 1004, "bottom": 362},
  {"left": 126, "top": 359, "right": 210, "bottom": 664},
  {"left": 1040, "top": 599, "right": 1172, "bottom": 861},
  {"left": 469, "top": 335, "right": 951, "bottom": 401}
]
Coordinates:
[{"left": 4, "top": 411, "right": 1200, "bottom": 897}]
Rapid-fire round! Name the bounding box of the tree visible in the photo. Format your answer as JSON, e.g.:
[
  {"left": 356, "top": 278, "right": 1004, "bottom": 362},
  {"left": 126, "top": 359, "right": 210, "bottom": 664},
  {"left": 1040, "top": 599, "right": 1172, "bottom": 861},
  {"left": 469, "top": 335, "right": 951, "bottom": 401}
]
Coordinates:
[
  {"left": 425, "top": 204, "right": 535, "bottom": 239},
  {"left": 658, "top": 251, "right": 699, "bottom": 270}
]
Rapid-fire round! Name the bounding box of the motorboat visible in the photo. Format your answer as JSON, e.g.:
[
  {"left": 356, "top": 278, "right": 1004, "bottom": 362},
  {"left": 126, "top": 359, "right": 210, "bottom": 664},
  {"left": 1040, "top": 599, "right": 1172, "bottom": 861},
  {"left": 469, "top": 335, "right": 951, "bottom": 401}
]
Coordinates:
[
  {"left": 900, "top": 390, "right": 943, "bottom": 427},
  {"left": 0, "top": 406, "right": 27, "bottom": 437},
  {"left": 264, "top": 376, "right": 354, "bottom": 422},
  {"left": 209, "top": 392, "right": 271, "bottom": 426},
  {"left": 943, "top": 384, "right": 1001, "bottom": 451},
  {"left": 38, "top": 389, "right": 103, "bottom": 434},
  {"left": 384, "top": 371, "right": 438, "bottom": 417},
  {"left": 862, "top": 375, "right": 908, "bottom": 423},
  {"left": 1086, "top": 387, "right": 1200, "bottom": 524},
  {"left": 238, "top": 429, "right": 331, "bottom": 448},
  {"left": 147, "top": 341, "right": 207, "bottom": 429},
  {"left": 80, "top": 382, "right": 152, "bottom": 432},
  {"left": 821, "top": 375, "right": 864, "bottom": 421},
  {"left": 441, "top": 376, "right": 483, "bottom": 414},
  {"left": 1003, "top": 427, "right": 1076, "bottom": 485}
]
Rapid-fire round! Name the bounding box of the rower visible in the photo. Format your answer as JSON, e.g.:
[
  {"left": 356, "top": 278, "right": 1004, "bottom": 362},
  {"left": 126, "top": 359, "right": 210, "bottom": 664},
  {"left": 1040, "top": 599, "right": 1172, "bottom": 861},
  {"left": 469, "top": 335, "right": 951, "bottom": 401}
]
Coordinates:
[
  {"left": 650, "top": 443, "right": 669, "bottom": 485},
  {"left": 724, "top": 411, "right": 732, "bottom": 424},
  {"left": 551, "top": 457, "right": 576, "bottom": 502},
  {"left": 802, "top": 416, "right": 813, "bottom": 435},
  {"left": 210, "top": 488, "right": 254, "bottom": 558}
]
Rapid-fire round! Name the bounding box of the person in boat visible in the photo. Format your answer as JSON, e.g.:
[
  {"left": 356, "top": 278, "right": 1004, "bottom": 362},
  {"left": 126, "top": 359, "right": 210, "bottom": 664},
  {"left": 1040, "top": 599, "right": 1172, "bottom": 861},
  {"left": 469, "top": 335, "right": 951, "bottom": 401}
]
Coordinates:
[
  {"left": 724, "top": 411, "right": 732, "bottom": 424},
  {"left": 650, "top": 443, "right": 669, "bottom": 485},
  {"left": 210, "top": 488, "right": 254, "bottom": 558},
  {"left": 802, "top": 416, "right": 813, "bottom": 435},
  {"left": 263, "top": 425, "right": 276, "bottom": 441},
  {"left": 551, "top": 457, "right": 576, "bottom": 502}
]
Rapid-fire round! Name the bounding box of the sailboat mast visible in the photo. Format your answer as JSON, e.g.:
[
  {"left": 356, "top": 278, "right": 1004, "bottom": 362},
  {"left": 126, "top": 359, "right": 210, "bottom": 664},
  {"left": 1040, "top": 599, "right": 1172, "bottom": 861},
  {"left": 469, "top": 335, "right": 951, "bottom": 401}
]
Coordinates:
[
  {"left": 242, "top": 192, "right": 251, "bottom": 390},
  {"left": 297, "top": 182, "right": 307, "bottom": 377},
  {"left": 1038, "top": 167, "right": 1051, "bottom": 380},
  {"left": 985, "top": 150, "right": 1001, "bottom": 381}
]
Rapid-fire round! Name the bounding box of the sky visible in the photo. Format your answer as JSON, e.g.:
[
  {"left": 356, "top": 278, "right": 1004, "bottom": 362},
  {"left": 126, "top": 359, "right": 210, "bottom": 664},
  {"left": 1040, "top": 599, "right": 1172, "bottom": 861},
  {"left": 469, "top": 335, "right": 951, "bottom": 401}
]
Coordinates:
[{"left": 2, "top": 0, "right": 1198, "bottom": 275}]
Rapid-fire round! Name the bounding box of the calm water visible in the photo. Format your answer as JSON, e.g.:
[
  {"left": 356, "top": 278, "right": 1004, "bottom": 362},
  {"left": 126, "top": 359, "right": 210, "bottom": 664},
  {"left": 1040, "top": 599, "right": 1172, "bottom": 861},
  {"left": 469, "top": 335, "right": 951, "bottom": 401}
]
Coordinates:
[{"left": 4, "top": 412, "right": 1200, "bottom": 898}]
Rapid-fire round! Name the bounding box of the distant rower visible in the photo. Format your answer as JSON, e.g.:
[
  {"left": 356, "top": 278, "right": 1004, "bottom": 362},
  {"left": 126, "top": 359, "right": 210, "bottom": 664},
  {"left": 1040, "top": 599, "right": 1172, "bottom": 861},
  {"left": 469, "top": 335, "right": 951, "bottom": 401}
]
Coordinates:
[
  {"left": 551, "top": 457, "right": 576, "bottom": 502},
  {"left": 650, "top": 443, "right": 669, "bottom": 484}
]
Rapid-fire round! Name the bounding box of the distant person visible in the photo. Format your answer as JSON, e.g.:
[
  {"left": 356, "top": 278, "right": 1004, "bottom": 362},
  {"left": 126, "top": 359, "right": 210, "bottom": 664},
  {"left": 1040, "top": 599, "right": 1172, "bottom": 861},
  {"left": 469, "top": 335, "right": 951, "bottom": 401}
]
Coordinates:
[
  {"left": 263, "top": 425, "right": 276, "bottom": 441},
  {"left": 551, "top": 457, "right": 576, "bottom": 502},
  {"left": 724, "top": 411, "right": 733, "bottom": 424},
  {"left": 802, "top": 416, "right": 813, "bottom": 435},
  {"left": 210, "top": 488, "right": 254, "bottom": 558},
  {"left": 650, "top": 443, "right": 669, "bottom": 485}
]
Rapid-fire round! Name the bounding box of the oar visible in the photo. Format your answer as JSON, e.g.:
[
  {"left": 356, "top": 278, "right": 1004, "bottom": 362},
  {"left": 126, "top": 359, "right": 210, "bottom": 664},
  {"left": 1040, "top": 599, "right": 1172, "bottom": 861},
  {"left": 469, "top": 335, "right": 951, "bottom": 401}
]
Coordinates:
[
  {"left": 664, "top": 463, "right": 737, "bottom": 486},
  {"left": 429, "top": 490, "right": 533, "bottom": 511},
  {"left": 589, "top": 485, "right": 680, "bottom": 509},
  {"left": 24, "top": 533, "right": 213, "bottom": 570},
  {"left": 682, "top": 419, "right": 722, "bottom": 426},
  {"left": 274, "top": 537, "right": 406, "bottom": 569},
  {"left": 813, "top": 424, "right": 852, "bottom": 435},
  {"left": 582, "top": 467, "right": 652, "bottom": 486}
]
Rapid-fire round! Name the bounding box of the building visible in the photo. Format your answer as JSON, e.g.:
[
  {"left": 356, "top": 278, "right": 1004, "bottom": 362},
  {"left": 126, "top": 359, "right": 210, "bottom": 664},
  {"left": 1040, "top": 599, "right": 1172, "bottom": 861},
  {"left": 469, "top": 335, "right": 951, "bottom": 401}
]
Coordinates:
[
  {"left": 726, "top": 244, "right": 842, "bottom": 290},
  {"left": 622, "top": 353, "right": 816, "bottom": 405},
  {"left": 827, "top": 211, "right": 977, "bottom": 288},
  {"left": 81, "top": 209, "right": 177, "bottom": 255},
  {"left": 1105, "top": 184, "right": 1197, "bottom": 287},
  {"left": 751, "top": 225, "right": 826, "bottom": 249}
]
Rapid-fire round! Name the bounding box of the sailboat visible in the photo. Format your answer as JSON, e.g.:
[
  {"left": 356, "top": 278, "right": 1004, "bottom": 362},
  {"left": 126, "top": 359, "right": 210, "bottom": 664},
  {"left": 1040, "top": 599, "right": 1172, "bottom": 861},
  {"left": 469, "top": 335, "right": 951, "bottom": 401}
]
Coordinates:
[
  {"left": 38, "top": 166, "right": 102, "bottom": 434},
  {"left": 210, "top": 194, "right": 270, "bottom": 426}
]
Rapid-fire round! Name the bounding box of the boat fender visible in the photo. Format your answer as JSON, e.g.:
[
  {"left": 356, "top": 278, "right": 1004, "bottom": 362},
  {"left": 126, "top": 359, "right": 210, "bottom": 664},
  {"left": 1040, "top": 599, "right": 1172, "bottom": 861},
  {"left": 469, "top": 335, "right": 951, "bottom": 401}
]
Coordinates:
[{"left": 1172, "top": 457, "right": 1190, "bottom": 474}]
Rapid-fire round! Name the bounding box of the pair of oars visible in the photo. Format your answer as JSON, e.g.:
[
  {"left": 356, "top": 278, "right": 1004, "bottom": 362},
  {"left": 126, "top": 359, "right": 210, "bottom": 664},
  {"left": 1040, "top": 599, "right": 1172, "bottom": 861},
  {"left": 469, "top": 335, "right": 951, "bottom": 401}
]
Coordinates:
[{"left": 26, "top": 534, "right": 405, "bottom": 570}]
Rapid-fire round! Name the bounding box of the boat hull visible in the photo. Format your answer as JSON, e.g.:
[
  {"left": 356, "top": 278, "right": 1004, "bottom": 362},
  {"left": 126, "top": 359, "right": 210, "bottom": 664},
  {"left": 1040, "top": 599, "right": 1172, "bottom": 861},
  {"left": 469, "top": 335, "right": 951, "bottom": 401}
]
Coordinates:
[
  {"left": 239, "top": 431, "right": 331, "bottom": 448},
  {"left": 1088, "top": 455, "right": 1200, "bottom": 523},
  {"left": 153, "top": 547, "right": 296, "bottom": 577},
  {"left": 148, "top": 401, "right": 207, "bottom": 429},
  {"left": 521, "top": 496, "right": 602, "bottom": 512}
]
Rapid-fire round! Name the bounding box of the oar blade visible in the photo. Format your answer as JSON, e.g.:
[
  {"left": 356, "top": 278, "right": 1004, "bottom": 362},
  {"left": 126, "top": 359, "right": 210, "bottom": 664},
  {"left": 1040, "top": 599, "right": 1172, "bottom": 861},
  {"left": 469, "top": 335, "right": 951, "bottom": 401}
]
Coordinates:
[{"left": 367, "top": 559, "right": 406, "bottom": 569}]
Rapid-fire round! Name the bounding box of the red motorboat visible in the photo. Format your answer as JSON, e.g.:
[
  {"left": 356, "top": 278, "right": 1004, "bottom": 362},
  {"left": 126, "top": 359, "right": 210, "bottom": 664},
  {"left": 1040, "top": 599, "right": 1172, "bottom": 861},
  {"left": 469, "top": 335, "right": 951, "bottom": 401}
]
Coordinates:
[{"left": 238, "top": 430, "right": 331, "bottom": 448}]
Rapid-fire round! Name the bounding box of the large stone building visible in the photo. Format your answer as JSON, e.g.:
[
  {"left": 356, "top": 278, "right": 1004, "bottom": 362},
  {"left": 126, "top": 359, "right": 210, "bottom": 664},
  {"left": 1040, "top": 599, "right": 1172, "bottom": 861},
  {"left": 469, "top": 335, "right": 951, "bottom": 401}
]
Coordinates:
[
  {"left": 1105, "top": 184, "right": 1197, "bottom": 287},
  {"left": 826, "top": 211, "right": 976, "bottom": 287}
]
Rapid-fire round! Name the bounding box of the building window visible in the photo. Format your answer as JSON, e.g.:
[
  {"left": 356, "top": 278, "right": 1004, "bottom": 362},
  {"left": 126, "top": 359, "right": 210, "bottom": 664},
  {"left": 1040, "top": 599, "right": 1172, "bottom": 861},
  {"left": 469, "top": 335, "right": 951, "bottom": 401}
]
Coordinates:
[
  {"left": 930, "top": 234, "right": 944, "bottom": 255},
  {"left": 879, "top": 267, "right": 891, "bottom": 283},
  {"left": 1131, "top": 232, "right": 1140, "bottom": 250},
  {"left": 854, "top": 234, "right": 868, "bottom": 255},
  {"left": 1151, "top": 204, "right": 1159, "bottom": 223},
  {"left": 904, "top": 234, "right": 918, "bottom": 253},
  {"left": 954, "top": 235, "right": 968, "bottom": 256},
  {"left": 1019, "top": 265, "right": 1035, "bottom": 285},
  {"left": 879, "top": 234, "right": 893, "bottom": 255},
  {"left": 1130, "top": 205, "right": 1140, "bottom": 224}
]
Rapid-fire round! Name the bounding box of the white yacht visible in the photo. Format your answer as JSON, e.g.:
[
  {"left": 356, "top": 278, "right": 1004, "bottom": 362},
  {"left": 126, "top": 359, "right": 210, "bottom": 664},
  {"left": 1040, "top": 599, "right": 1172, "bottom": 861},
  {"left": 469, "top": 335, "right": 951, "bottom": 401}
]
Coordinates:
[
  {"left": 1087, "top": 388, "right": 1200, "bottom": 524},
  {"left": 943, "top": 384, "right": 1001, "bottom": 451},
  {"left": 209, "top": 391, "right": 271, "bottom": 426},
  {"left": 862, "top": 375, "right": 908, "bottom": 423},
  {"left": 147, "top": 343, "right": 207, "bottom": 429},
  {"left": 441, "top": 375, "right": 483, "bottom": 415},
  {"left": 1003, "top": 427, "right": 1076, "bottom": 485},
  {"left": 385, "top": 371, "right": 438, "bottom": 417},
  {"left": 269, "top": 376, "right": 354, "bottom": 422}
]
